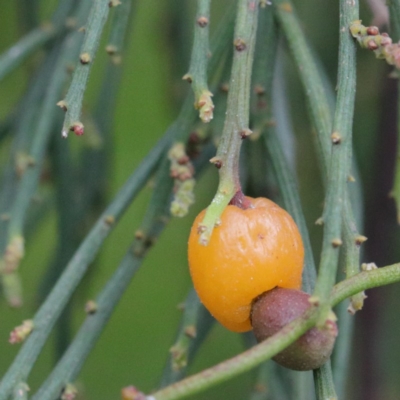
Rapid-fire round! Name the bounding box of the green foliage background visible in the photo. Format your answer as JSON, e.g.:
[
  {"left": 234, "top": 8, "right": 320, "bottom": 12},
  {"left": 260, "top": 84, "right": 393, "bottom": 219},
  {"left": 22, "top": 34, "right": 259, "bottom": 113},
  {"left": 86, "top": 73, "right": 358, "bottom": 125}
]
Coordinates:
[{"left": 0, "top": 1, "right": 400, "bottom": 399}]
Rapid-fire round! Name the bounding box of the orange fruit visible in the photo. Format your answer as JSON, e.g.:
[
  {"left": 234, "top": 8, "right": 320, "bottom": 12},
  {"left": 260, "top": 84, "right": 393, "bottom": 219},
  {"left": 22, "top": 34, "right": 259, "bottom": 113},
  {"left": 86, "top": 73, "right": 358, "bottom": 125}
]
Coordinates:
[{"left": 188, "top": 196, "right": 304, "bottom": 332}]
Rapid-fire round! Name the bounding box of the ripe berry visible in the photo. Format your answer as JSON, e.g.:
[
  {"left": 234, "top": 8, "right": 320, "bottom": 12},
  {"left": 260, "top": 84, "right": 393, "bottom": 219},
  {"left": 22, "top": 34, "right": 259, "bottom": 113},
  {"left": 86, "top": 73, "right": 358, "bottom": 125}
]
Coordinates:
[{"left": 188, "top": 196, "right": 304, "bottom": 332}]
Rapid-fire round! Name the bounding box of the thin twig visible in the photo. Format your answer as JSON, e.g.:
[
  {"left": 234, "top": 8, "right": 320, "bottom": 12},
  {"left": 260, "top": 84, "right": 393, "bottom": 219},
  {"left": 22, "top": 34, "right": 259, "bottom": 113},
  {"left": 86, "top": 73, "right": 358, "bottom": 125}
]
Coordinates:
[
  {"left": 60, "top": 0, "right": 114, "bottom": 137},
  {"left": 198, "top": 0, "right": 259, "bottom": 245},
  {"left": 0, "top": 1, "right": 74, "bottom": 81},
  {"left": 184, "top": 0, "right": 214, "bottom": 123},
  {"left": 313, "top": 0, "right": 359, "bottom": 325}
]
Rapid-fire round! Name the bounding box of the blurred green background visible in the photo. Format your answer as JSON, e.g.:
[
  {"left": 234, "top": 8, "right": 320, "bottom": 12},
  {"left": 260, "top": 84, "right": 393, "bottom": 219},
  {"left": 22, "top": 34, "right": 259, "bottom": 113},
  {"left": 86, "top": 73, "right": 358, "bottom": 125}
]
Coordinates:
[{"left": 1, "top": 1, "right": 400, "bottom": 399}]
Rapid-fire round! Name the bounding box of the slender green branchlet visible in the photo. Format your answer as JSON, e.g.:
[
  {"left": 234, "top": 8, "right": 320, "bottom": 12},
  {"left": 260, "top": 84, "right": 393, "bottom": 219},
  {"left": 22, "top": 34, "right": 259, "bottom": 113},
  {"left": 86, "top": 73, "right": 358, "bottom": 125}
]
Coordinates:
[
  {"left": 184, "top": 0, "right": 214, "bottom": 123},
  {"left": 198, "top": 0, "right": 259, "bottom": 245},
  {"left": 60, "top": 0, "right": 112, "bottom": 137}
]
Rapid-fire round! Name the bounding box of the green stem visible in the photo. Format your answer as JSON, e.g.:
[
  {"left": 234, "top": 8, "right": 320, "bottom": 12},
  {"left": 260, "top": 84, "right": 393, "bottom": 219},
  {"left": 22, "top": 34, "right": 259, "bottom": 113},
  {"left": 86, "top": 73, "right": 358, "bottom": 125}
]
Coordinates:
[
  {"left": 60, "top": 0, "right": 112, "bottom": 137},
  {"left": 105, "top": 0, "right": 134, "bottom": 63},
  {"left": 3, "top": 19, "right": 87, "bottom": 274},
  {"left": 159, "top": 289, "right": 214, "bottom": 387},
  {"left": 32, "top": 221, "right": 167, "bottom": 400},
  {"left": 389, "top": 0, "right": 400, "bottom": 222},
  {"left": 198, "top": 0, "right": 259, "bottom": 245},
  {"left": 313, "top": 0, "right": 359, "bottom": 324},
  {"left": 273, "top": 1, "right": 332, "bottom": 177},
  {"left": 0, "top": 133, "right": 170, "bottom": 400},
  {"left": 313, "top": 361, "right": 337, "bottom": 400},
  {"left": 184, "top": 0, "right": 214, "bottom": 123},
  {"left": 150, "top": 262, "right": 400, "bottom": 400},
  {"left": 0, "top": 1, "right": 74, "bottom": 81}
]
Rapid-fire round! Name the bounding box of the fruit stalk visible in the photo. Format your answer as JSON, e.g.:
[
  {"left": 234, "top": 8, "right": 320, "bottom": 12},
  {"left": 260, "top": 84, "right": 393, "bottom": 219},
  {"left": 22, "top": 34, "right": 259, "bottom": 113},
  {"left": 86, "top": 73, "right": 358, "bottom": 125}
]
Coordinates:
[{"left": 198, "top": 0, "right": 259, "bottom": 245}]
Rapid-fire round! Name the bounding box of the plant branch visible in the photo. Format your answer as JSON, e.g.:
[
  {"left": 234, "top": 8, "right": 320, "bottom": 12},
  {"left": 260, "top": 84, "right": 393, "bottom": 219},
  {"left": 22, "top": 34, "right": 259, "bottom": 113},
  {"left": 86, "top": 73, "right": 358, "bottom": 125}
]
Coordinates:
[
  {"left": 313, "top": 361, "right": 337, "bottom": 400},
  {"left": 313, "top": 0, "right": 359, "bottom": 324},
  {"left": 389, "top": 0, "right": 400, "bottom": 222},
  {"left": 60, "top": 0, "right": 113, "bottom": 137},
  {"left": 184, "top": 0, "right": 214, "bottom": 123},
  {"left": 198, "top": 0, "right": 259, "bottom": 245},
  {"left": 0, "top": 1, "right": 74, "bottom": 81},
  {"left": 105, "top": 0, "right": 134, "bottom": 64}
]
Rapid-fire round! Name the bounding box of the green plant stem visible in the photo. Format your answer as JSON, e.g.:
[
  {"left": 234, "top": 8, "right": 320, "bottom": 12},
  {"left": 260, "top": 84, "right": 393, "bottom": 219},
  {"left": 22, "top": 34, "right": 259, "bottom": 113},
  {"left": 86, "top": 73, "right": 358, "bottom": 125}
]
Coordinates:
[
  {"left": 106, "top": 0, "right": 133, "bottom": 63},
  {"left": 0, "top": 47, "right": 60, "bottom": 306},
  {"left": 17, "top": 0, "right": 40, "bottom": 32},
  {"left": 32, "top": 218, "right": 168, "bottom": 400},
  {"left": 198, "top": 0, "right": 259, "bottom": 245},
  {"left": 0, "top": 134, "right": 170, "bottom": 400},
  {"left": 273, "top": 3, "right": 364, "bottom": 391},
  {"left": 159, "top": 289, "right": 214, "bottom": 387},
  {"left": 3, "top": 21, "right": 87, "bottom": 274},
  {"left": 313, "top": 0, "right": 359, "bottom": 324},
  {"left": 332, "top": 294, "right": 353, "bottom": 399},
  {"left": 273, "top": 0, "right": 361, "bottom": 322},
  {"left": 150, "top": 262, "right": 400, "bottom": 400},
  {"left": 60, "top": 0, "right": 112, "bottom": 137},
  {"left": 389, "top": 0, "right": 400, "bottom": 222},
  {"left": 313, "top": 361, "right": 337, "bottom": 400},
  {"left": 49, "top": 125, "right": 79, "bottom": 358},
  {"left": 273, "top": 1, "right": 332, "bottom": 177},
  {"left": 0, "top": 1, "right": 74, "bottom": 81},
  {"left": 249, "top": 362, "right": 270, "bottom": 400},
  {"left": 184, "top": 0, "right": 213, "bottom": 123}
]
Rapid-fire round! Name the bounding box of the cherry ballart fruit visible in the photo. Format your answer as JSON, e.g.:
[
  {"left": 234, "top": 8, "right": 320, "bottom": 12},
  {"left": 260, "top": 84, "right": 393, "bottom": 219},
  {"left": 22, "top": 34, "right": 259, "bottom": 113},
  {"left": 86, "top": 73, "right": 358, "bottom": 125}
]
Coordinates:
[{"left": 188, "top": 196, "right": 304, "bottom": 333}]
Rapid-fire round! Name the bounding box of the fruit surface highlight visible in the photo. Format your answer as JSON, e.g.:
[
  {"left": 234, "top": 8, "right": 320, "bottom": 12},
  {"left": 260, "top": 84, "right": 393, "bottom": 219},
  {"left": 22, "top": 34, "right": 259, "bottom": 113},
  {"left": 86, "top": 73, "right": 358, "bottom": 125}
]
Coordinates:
[{"left": 188, "top": 197, "right": 304, "bottom": 332}]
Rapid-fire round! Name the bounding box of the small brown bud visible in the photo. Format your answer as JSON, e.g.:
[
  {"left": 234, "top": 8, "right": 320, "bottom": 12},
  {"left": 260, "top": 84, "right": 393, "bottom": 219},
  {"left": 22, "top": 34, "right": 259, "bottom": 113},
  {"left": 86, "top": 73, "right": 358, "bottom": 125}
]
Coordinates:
[
  {"left": 9, "top": 320, "right": 34, "bottom": 344},
  {"left": 254, "top": 85, "right": 265, "bottom": 95},
  {"left": 61, "top": 383, "right": 78, "bottom": 400},
  {"left": 367, "top": 40, "right": 378, "bottom": 51},
  {"left": 366, "top": 26, "right": 379, "bottom": 36},
  {"left": 209, "top": 157, "right": 222, "bottom": 169},
  {"left": 109, "top": 0, "right": 122, "bottom": 6},
  {"left": 80, "top": 52, "right": 91, "bottom": 64},
  {"left": 331, "top": 238, "right": 343, "bottom": 248},
  {"left": 220, "top": 83, "right": 229, "bottom": 92},
  {"left": 85, "top": 300, "right": 98, "bottom": 314},
  {"left": 104, "top": 215, "right": 115, "bottom": 226},
  {"left": 315, "top": 217, "right": 324, "bottom": 225},
  {"left": 106, "top": 45, "right": 118, "bottom": 55},
  {"left": 182, "top": 73, "right": 193, "bottom": 83},
  {"left": 240, "top": 129, "right": 253, "bottom": 139},
  {"left": 197, "top": 16, "right": 208, "bottom": 27},
  {"left": 184, "top": 325, "right": 197, "bottom": 338},
  {"left": 71, "top": 122, "right": 84, "bottom": 136},
  {"left": 121, "top": 386, "right": 147, "bottom": 400},
  {"left": 56, "top": 100, "right": 68, "bottom": 111},
  {"left": 331, "top": 132, "right": 341, "bottom": 144},
  {"left": 355, "top": 235, "right": 368, "bottom": 245},
  {"left": 234, "top": 38, "right": 247, "bottom": 51}
]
